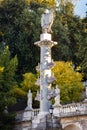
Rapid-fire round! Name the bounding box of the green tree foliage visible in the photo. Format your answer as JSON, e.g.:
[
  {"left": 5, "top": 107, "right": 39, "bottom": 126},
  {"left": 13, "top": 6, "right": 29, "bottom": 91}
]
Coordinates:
[
  {"left": 52, "top": 61, "right": 84, "bottom": 103},
  {"left": 0, "top": 0, "right": 40, "bottom": 77},
  {"left": 75, "top": 16, "right": 87, "bottom": 79},
  {"left": 52, "top": 2, "right": 87, "bottom": 80},
  {"left": 52, "top": 2, "right": 79, "bottom": 61},
  {"left": 0, "top": 46, "right": 18, "bottom": 130}
]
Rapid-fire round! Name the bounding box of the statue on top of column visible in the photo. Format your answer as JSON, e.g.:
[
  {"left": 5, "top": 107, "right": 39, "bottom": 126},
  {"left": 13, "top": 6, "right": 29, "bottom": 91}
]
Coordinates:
[{"left": 41, "top": 8, "right": 54, "bottom": 33}]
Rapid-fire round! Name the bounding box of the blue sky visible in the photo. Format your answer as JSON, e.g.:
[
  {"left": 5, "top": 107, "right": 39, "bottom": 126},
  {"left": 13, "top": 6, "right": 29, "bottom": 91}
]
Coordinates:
[{"left": 74, "top": 0, "right": 87, "bottom": 18}]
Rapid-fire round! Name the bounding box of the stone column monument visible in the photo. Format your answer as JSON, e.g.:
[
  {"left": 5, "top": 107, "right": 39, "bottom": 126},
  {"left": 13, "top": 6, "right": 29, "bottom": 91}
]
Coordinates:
[{"left": 34, "top": 9, "right": 57, "bottom": 115}]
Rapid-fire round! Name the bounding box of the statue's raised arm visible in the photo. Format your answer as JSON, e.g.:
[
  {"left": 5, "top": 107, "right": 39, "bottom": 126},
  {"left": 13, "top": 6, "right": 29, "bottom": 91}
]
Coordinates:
[{"left": 41, "top": 8, "right": 54, "bottom": 33}]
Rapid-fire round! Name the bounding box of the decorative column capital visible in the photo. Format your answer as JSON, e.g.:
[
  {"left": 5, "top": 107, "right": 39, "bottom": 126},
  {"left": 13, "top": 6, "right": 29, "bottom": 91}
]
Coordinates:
[{"left": 34, "top": 40, "right": 57, "bottom": 47}]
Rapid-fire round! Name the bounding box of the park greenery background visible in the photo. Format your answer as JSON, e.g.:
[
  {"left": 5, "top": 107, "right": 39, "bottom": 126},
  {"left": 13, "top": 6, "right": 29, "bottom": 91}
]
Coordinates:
[{"left": 0, "top": 0, "right": 87, "bottom": 129}]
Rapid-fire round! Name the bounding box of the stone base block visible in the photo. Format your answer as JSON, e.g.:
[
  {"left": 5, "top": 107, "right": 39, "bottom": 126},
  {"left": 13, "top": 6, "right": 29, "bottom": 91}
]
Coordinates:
[{"left": 40, "top": 33, "right": 51, "bottom": 41}]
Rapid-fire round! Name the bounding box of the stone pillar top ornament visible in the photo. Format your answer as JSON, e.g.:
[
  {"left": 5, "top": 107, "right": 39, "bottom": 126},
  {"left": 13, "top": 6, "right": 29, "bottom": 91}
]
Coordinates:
[{"left": 41, "top": 8, "right": 54, "bottom": 33}]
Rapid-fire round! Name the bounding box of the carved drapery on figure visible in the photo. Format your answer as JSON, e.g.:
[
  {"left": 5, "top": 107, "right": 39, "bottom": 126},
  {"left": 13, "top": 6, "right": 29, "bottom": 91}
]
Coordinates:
[
  {"left": 54, "top": 85, "right": 60, "bottom": 106},
  {"left": 41, "top": 8, "right": 54, "bottom": 33},
  {"left": 27, "top": 90, "right": 32, "bottom": 109}
]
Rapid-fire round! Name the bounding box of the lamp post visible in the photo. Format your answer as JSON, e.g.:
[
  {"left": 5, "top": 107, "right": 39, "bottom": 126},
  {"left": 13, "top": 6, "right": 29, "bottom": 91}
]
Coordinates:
[{"left": 49, "top": 105, "right": 53, "bottom": 130}]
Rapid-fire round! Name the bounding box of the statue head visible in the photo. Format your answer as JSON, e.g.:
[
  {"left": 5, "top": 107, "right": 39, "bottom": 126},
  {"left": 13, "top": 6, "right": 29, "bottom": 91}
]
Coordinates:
[{"left": 44, "top": 9, "right": 49, "bottom": 14}]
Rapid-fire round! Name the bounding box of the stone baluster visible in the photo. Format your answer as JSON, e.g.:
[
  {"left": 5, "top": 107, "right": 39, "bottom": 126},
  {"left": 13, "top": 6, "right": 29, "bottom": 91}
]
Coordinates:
[{"left": 33, "top": 109, "right": 40, "bottom": 117}]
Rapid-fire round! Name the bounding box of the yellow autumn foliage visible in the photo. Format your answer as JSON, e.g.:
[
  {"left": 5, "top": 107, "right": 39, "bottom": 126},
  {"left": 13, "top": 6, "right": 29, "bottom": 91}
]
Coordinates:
[
  {"left": 52, "top": 61, "right": 84, "bottom": 103},
  {"left": 21, "top": 73, "right": 39, "bottom": 92},
  {"left": 0, "top": 0, "right": 3, "bottom": 3},
  {"left": 52, "top": 61, "right": 82, "bottom": 85},
  {"left": 13, "top": 87, "right": 27, "bottom": 97},
  {"left": 28, "top": 0, "right": 56, "bottom": 7},
  {"left": 0, "top": 0, "right": 56, "bottom": 5},
  {"left": 13, "top": 73, "right": 39, "bottom": 99},
  {"left": 0, "top": 66, "right": 4, "bottom": 72}
]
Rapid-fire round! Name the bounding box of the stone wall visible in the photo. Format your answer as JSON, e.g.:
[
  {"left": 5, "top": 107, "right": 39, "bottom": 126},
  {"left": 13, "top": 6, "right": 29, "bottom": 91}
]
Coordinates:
[{"left": 61, "top": 115, "right": 87, "bottom": 130}]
